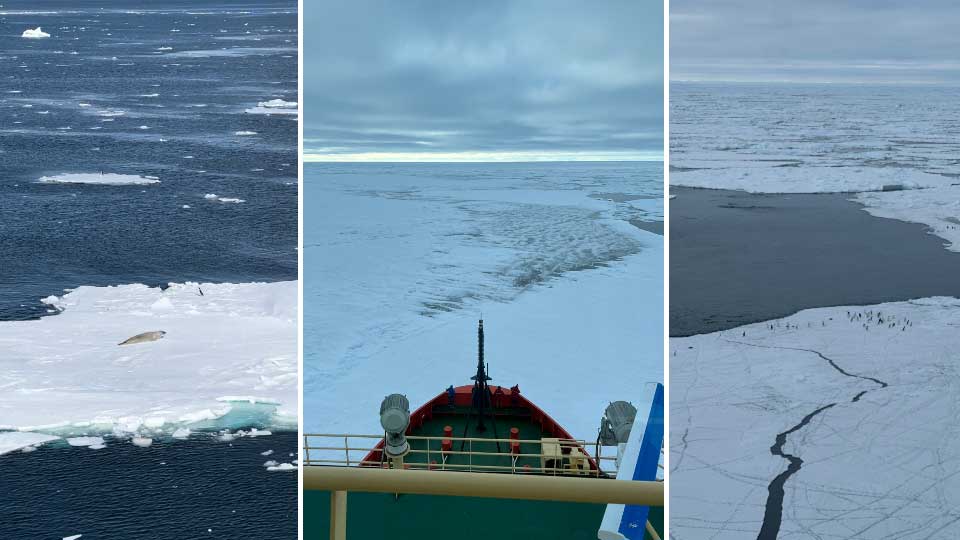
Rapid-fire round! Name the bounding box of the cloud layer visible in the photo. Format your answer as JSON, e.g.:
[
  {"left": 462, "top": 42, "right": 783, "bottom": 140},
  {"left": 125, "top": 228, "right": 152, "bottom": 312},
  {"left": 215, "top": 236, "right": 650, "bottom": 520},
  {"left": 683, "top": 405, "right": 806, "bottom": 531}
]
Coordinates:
[
  {"left": 672, "top": 0, "right": 960, "bottom": 83},
  {"left": 304, "top": 0, "right": 663, "bottom": 160}
]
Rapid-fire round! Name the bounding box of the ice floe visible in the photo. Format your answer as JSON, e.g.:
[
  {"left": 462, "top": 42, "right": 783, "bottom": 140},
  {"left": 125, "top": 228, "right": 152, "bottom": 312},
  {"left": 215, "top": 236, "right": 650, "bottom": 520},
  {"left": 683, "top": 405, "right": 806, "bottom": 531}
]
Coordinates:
[
  {"left": 672, "top": 165, "right": 953, "bottom": 194},
  {"left": 22, "top": 27, "right": 51, "bottom": 39},
  {"left": 203, "top": 193, "right": 245, "bottom": 203},
  {"left": 131, "top": 437, "right": 153, "bottom": 448},
  {"left": 67, "top": 436, "right": 106, "bottom": 449},
  {"left": 37, "top": 173, "right": 159, "bottom": 185},
  {"left": 245, "top": 99, "right": 297, "bottom": 116},
  {"left": 0, "top": 432, "right": 60, "bottom": 455},
  {"left": 0, "top": 281, "right": 297, "bottom": 443},
  {"left": 670, "top": 297, "right": 960, "bottom": 539}
]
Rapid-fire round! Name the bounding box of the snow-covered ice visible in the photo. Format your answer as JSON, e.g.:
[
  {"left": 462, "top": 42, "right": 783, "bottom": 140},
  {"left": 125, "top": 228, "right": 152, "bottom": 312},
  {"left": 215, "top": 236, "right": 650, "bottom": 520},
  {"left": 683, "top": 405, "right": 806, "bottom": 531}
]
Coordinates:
[
  {"left": 0, "top": 281, "right": 297, "bottom": 443},
  {"left": 305, "top": 163, "right": 663, "bottom": 439},
  {"left": 672, "top": 166, "right": 952, "bottom": 194},
  {"left": 670, "top": 298, "right": 960, "bottom": 539},
  {"left": 856, "top": 186, "right": 960, "bottom": 253},
  {"left": 0, "top": 432, "right": 60, "bottom": 455},
  {"left": 22, "top": 27, "right": 50, "bottom": 38},
  {"left": 38, "top": 173, "right": 159, "bottom": 186}
]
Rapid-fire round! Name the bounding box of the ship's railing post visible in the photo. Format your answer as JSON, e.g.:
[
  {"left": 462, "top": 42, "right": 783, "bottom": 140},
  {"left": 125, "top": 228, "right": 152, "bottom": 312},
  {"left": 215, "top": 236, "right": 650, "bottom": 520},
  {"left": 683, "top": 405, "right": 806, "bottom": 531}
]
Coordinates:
[
  {"left": 329, "top": 490, "right": 347, "bottom": 540},
  {"left": 304, "top": 435, "right": 311, "bottom": 467},
  {"left": 344, "top": 436, "right": 349, "bottom": 467}
]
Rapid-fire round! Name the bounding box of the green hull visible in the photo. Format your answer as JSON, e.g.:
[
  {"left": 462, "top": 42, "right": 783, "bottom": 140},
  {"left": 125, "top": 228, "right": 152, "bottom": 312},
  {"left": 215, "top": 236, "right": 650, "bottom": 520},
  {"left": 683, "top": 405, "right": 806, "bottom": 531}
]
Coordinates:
[{"left": 305, "top": 491, "right": 663, "bottom": 540}]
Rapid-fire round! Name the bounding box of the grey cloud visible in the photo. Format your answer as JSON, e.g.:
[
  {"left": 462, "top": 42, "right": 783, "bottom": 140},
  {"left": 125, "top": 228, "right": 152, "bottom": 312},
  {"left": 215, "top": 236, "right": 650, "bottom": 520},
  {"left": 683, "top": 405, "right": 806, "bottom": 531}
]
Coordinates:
[
  {"left": 304, "top": 0, "right": 663, "bottom": 158},
  {"left": 672, "top": 0, "right": 960, "bottom": 83}
]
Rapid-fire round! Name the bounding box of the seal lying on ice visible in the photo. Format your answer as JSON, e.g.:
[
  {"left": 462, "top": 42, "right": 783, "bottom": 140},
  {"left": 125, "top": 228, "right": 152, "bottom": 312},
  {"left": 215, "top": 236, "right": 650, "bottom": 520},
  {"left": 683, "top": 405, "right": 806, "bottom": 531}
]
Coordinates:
[{"left": 118, "top": 330, "right": 166, "bottom": 345}]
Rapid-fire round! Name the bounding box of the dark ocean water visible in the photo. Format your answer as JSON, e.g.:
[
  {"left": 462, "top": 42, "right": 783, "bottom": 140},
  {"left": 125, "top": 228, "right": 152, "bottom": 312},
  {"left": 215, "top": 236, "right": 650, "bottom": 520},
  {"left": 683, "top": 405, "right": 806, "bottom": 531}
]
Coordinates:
[
  {"left": 0, "top": 3, "right": 298, "bottom": 538},
  {"left": 1, "top": 432, "right": 298, "bottom": 540},
  {"left": 670, "top": 187, "right": 960, "bottom": 336},
  {"left": 0, "top": 0, "right": 298, "bottom": 320}
]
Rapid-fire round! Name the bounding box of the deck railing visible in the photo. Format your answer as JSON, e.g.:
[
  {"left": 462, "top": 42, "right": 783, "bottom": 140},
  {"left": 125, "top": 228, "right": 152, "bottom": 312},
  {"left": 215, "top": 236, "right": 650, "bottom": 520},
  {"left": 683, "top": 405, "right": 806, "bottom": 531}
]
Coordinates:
[
  {"left": 303, "top": 432, "right": 622, "bottom": 478},
  {"left": 305, "top": 466, "right": 664, "bottom": 540}
]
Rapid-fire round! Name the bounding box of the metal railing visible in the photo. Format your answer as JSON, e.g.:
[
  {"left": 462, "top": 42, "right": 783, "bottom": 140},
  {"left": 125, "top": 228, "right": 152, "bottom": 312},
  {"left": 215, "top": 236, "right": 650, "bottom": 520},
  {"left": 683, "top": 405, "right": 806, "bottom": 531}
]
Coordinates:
[
  {"left": 305, "top": 466, "right": 664, "bottom": 540},
  {"left": 303, "top": 432, "right": 621, "bottom": 478}
]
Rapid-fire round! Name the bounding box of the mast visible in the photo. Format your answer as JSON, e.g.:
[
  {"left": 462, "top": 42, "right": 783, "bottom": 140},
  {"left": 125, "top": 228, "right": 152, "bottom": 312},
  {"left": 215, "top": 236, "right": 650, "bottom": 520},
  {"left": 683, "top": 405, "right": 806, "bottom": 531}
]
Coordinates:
[{"left": 470, "top": 319, "right": 492, "bottom": 432}]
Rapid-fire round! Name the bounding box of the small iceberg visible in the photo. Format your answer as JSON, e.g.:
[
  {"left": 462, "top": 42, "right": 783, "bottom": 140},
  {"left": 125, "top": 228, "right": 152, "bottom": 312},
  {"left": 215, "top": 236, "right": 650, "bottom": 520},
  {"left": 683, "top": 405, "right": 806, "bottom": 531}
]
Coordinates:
[{"left": 22, "top": 27, "right": 51, "bottom": 39}]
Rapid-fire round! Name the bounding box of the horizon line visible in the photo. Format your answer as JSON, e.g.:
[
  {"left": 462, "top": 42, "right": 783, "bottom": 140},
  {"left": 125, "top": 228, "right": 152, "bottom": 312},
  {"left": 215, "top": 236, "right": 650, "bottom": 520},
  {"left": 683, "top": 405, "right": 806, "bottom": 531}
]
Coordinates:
[{"left": 303, "top": 150, "right": 663, "bottom": 163}]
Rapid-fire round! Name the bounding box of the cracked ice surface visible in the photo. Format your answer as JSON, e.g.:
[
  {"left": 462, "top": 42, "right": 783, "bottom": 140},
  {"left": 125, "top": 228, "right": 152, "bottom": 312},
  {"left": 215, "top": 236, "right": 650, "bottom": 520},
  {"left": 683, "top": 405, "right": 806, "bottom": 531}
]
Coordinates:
[
  {"left": 670, "top": 297, "right": 960, "bottom": 539},
  {"left": 0, "top": 281, "right": 297, "bottom": 450}
]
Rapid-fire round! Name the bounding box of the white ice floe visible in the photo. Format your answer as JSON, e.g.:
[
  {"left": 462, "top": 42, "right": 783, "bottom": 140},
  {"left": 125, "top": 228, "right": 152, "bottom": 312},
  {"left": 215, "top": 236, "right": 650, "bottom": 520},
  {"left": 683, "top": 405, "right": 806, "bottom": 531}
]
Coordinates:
[
  {"left": 37, "top": 173, "right": 159, "bottom": 186},
  {"left": 66, "top": 436, "right": 106, "bottom": 449},
  {"left": 266, "top": 462, "right": 296, "bottom": 471},
  {"left": 203, "top": 193, "right": 245, "bottom": 204},
  {"left": 234, "top": 130, "right": 257, "bottom": 136},
  {"left": 856, "top": 185, "right": 960, "bottom": 253},
  {"left": 22, "top": 27, "right": 50, "bottom": 39},
  {"left": 131, "top": 437, "right": 152, "bottom": 448},
  {"left": 245, "top": 99, "right": 297, "bottom": 116},
  {"left": 670, "top": 297, "right": 960, "bottom": 540},
  {"left": 0, "top": 281, "right": 297, "bottom": 442},
  {"left": 171, "top": 428, "right": 191, "bottom": 439},
  {"left": 63, "top": 535, "right": 82, "bottom": 540},
  {"left": 260, "top": 449, "right": 273, "bottom": 456},
  {"left": 0, "top": 432, "right": 59, "bottom": 455},
  {"left": 672, "top": 165, "right": 953, "bottom": 194}
]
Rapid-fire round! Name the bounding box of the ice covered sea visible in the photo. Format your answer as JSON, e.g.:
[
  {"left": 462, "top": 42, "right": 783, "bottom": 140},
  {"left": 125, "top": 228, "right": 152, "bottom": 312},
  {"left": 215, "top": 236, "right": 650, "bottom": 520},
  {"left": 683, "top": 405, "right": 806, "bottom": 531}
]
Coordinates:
[
  {"left": 670, "top": 83, "right": 960, "bottom": 539},
  {"left": 0, "top": 2, "right": 297, "bottom": 538},
  {"left": 304, "top": 161, "right": 664, "bottom": 439}
]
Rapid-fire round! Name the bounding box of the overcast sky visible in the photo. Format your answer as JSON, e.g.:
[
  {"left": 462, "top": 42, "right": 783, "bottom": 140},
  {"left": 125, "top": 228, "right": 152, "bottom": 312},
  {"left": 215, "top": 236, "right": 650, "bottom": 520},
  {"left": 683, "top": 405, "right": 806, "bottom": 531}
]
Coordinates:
[
  {"left": 304, "top": 0, "right": 662, "bottom": 161},
  {"left": 672, "top": 0, "right": 960, "bottom": 84}
]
